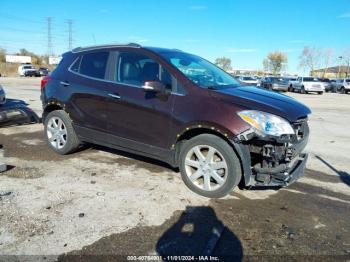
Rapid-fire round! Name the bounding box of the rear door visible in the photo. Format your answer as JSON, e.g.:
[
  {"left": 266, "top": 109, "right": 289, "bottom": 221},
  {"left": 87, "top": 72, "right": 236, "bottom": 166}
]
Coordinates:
[
  {"left": 65, "top": 51, "right": 112, "bottom": 140},
  {"left": 103, "top": 50, "right": 177, "bottom": 153}
]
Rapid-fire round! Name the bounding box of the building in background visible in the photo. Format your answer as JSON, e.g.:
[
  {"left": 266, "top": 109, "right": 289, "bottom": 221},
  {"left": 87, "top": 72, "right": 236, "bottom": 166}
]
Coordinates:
[{"left": 311, "top": 66, "right": 350, "bottom": 78}]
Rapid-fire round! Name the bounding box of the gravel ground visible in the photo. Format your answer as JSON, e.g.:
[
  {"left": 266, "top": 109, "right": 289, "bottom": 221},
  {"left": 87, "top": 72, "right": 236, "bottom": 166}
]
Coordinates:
[{"left": 0, "top": 77, "right": 349, "bottom": 260}]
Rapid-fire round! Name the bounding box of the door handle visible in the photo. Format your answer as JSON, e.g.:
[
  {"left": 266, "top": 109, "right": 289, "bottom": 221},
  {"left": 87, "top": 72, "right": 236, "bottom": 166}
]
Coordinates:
[
  {"left": 108, "top": 93, "right": 121, "bottom": 99},
  {"left": 60, "top": 81, "right": 70, "bottom": 87}
]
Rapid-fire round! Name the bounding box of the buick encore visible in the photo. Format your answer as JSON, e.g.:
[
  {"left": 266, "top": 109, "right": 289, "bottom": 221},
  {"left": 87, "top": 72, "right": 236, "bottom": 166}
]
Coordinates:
[{"left": 41, "top": 43, "right": 311, "bottom": 198}]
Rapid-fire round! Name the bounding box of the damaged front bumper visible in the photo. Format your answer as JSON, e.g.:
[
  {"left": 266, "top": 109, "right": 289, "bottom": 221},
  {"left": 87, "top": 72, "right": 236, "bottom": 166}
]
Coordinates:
[{"left": 231, "top": 118, "right": 309, "bottom": 187}]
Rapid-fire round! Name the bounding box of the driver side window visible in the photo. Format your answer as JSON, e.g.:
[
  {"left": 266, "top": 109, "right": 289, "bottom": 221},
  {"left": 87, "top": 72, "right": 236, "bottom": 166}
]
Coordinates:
[{"left": 116, "top": 52, "right": 173, "bottom": 90}]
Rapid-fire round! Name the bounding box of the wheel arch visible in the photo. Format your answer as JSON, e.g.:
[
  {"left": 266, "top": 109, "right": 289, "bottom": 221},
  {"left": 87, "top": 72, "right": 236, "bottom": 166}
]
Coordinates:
[
  {"left": 173, "top": 125, "right": 248, "bottom": 186},
  {"left": 42, "top": 102, "right": 64, "bottom": 122}
]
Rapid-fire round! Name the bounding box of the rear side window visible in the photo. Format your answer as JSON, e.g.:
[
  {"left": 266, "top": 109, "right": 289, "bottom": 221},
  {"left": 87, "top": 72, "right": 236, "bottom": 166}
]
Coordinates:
[{"left": 74, "top": 52, "right": 109, "bottom": 79}]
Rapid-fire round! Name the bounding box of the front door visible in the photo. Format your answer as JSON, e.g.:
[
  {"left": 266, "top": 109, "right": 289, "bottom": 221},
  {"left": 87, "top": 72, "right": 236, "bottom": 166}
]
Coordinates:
[{"left": 104, "top": 50, "right": 177, "bottom": 154}]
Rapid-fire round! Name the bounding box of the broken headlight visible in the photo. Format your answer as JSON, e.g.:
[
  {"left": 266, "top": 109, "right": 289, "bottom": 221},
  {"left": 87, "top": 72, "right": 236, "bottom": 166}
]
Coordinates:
[{"left": 237, "top": 110, "right": 294, "bottom": 137}]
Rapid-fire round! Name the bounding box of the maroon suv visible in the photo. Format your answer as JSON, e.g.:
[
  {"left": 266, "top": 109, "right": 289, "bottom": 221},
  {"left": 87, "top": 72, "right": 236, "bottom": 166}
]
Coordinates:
[{"left": 41, "top": 43, "right": 311, "bottom": 198}]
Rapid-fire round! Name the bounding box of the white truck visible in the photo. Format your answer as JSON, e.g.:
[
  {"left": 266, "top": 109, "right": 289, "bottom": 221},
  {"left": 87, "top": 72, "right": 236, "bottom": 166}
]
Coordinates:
[
  {"left": 18, "top": 64, "right": 39, "bottom": 77},
  {"left": 291, "top": 77, "right": 324, "bottom": 95},
  {"left": 334, "top": 78, "right": 350, "bottom": 94}
]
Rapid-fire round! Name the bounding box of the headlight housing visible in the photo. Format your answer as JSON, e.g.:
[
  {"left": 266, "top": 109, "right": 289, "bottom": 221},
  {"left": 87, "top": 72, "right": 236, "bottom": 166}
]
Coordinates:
[{"left": 237, "top": 110, "right": 294, "bottom": 137}]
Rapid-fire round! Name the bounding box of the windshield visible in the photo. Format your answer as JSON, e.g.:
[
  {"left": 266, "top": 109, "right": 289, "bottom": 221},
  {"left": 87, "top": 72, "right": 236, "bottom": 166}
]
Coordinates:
[
  {"left": 346, "top": 79, "right": 350, "bottom": 83},
  {"left": 304, "top": 77, "right": 318, "bottom": 82},
  {"left": 23, "top": 66, "right": 34, "bottom": 69},
  {"left": 320, "top": 79, "right": 330, "bottom": 82},
  {"left": 160, "top": 51, "right": 239, "bottom": 89}
]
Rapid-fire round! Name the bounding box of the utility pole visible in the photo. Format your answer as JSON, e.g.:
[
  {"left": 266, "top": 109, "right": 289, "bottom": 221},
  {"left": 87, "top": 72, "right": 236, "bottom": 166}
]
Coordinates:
[
  {"left": 46, "top": 17, "right": 53, "bottom": 56},
  {"left": 65, "top": 19, "right": 73, "bottom": 50}
]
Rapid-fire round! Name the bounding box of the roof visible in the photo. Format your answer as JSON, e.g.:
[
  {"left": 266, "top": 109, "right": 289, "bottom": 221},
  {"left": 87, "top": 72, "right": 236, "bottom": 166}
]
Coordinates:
[{"left": 312, "top": 66, "right": 350, "bottom": 74}]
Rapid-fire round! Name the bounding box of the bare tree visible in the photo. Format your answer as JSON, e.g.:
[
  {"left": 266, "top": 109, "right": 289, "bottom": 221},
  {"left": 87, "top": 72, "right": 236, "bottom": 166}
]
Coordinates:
[
  {"left": 342, "top": 48, "right": 350, "bottom": 77},
  {"left": 263, "top": 51, "right": 288, "bottom": 75},
  {"left": 299, "top": 46, "right": 321, "bottom": 75},
  {"left": 215, "top": 57, "right": 232, "bottom": 71},
  {"left": 320, "top": 48, "right": 333, "bottom": 77},
  {"left": 0, "top": 48, "right": 6, "bottom": 63}
]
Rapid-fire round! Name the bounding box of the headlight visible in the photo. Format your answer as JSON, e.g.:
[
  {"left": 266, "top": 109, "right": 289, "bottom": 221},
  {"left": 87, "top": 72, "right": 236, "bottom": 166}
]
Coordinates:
[{"left": 237, "top": 110, "right": 294, "bottom": 137}]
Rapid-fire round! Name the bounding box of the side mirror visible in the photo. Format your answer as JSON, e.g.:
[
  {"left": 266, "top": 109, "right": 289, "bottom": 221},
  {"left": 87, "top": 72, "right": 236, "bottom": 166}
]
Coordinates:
[{"left": 142, "top": 81, "right": 166, "bottom": 92}]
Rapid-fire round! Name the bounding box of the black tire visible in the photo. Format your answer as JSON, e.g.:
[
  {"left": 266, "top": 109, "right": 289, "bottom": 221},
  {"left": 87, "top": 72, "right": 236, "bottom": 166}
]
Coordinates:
[
  {"left": 318, "top": 91, "right": 323, "bottom": 95},
  {"left": 44, "top": 110, "right": 80, "bottom": 155},
  {"left": 301, "top": 86, "right": 306, "bottom": 94},
  {"left": 340, "top": 87, "right": 345, "bottom": 94},
  {"left": 179, "top": 134, "right": 242, "bottom": 198}
]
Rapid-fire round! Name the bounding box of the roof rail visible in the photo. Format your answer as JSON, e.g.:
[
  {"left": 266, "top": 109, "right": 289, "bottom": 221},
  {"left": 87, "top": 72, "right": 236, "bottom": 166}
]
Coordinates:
[{"left": 71, "top": 43, "right": 141, "bottom": 53}]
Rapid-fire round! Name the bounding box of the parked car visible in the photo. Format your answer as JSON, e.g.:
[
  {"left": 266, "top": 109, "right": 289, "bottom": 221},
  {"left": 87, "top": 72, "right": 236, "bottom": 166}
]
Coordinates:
[
  {"left": 38, "top": 67, "right": 49, "bottom": 76},
  {"left": 329, "top": 79, "right": 338, "bottom": 93},
  {"left": 237, "top": 76, "right": 259, "bottom": 86},
  {"left": 41, "top": 43, "right": 311, "bottom": 198},
  {"left": 286, "top": 77, "right": 298, "bottom": 92},
  {"left": 318, "top": 78, "right": 332, "bottom": 92},
  {"left": 334, "top": 78, "right": 350, "bottom": 94},
  {"left": 260, "top": 77, "right": 289, "bottom": 92},
  {"left": 0, "top": 84, "right": 6, "bottom": 105},
  {"left": 291, "top": 77, "right": 324, "bottom": 94},
  {"left": 18, "top": 64, "right": 40, "bottom": 77}
]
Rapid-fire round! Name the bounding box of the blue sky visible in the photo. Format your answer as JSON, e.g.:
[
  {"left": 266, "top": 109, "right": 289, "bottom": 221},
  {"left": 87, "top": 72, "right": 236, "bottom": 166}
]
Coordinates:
[{"left": 0, "top": 0, "right": 349, "bottom": 73}]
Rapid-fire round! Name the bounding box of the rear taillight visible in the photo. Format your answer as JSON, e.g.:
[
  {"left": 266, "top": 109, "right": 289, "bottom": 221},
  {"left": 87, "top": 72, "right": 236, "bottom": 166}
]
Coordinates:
[{"left": 41, "top": 76, "right": 52, "bottom": 91}]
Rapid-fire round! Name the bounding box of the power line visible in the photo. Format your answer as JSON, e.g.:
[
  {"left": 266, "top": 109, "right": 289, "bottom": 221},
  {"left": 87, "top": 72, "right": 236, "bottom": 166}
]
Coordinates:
[{"left": 65, "top": 19, "right": 73, "bottom": 50}]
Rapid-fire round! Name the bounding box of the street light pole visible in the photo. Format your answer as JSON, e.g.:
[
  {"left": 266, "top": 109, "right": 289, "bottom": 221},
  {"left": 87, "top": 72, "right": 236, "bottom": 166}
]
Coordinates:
[{"left": 338, "top": 56, "right": 343, "bottom": 78}]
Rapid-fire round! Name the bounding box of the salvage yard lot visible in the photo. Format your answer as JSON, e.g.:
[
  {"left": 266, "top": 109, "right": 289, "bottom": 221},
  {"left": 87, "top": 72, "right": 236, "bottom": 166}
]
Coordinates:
[{"left": 0, "top": 77, "right": 350, "bottom": 259}]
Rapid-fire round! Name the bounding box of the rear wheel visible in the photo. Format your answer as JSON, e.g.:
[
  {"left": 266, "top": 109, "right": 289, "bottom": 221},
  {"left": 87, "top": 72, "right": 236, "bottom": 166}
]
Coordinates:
[
  {"left": 318, "top": 91, "right": 323, "bottom": 95},
  {"left": 179, "top": 134, "right": 242, "bottom": 198},
  {"left": 301, "top": 86, "right": 306, "bottom": 94},
  {"left": 44, "top": 110, "right": 80, "bottom": 155},
  {"left": 340, "top": 87, "right": 345, "bottom": 94}
]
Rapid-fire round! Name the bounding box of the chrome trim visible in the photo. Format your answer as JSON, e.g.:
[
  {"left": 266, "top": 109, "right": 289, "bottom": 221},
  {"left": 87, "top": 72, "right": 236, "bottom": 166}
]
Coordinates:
[
  {"left": 108, "top": 93, "right": 121, "bottom": 99},
  {"left": 68, "top": 57, "right": 185, "bottom": 97}
]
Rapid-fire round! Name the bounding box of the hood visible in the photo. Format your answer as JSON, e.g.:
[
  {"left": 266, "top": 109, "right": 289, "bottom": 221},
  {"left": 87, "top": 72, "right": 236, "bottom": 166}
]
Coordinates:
[{"left": 212, "top": 86, "right": 311, "bottom": 122}]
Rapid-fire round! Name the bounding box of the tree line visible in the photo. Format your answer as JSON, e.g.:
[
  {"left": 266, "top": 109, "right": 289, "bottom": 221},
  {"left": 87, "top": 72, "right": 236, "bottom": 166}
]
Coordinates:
[
  {"left": 215, "top": 47, "right": 350, "bottom": 77},
  {"left": 0, "top": 48, "right": 49, "bottom": 65}
]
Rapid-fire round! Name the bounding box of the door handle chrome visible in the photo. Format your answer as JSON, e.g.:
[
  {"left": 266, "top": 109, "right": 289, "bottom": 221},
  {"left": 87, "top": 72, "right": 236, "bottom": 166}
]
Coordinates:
[
  {"left": 108, "top": 93, "right": 121, "bottom": 99},
  {"left": 60, "top": 81, "right": 70, "bottom": 86}
]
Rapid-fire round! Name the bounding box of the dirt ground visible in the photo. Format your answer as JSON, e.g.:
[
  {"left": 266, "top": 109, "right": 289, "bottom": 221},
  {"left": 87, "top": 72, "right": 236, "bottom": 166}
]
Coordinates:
[{"left": 0, "top": 77, "right": 349, "bottom": 261}]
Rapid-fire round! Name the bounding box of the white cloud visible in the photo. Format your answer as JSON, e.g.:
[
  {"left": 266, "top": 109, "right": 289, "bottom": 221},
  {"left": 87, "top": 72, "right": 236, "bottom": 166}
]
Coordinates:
[
  {"left": 188, "top": 5, "right": 207, "bottom": 11},
  {"left": 226, "top": 48, "right": 257, "bottom": 53},
  {"left": 338, "top": 12, "right": 350, "bottom": 18}
]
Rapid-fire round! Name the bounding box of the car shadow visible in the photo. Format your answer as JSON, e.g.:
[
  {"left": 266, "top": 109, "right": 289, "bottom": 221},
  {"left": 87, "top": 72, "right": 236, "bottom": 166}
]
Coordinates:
[
  {"left": 315, "top": 155, "right": 350, "bottom": 187},
  {"left": 156, "top": 206, "right": 243, "bottom": 260},
  {"left": 88, "top": 143, "right": 178, "bottom": 172},
  {"left": 0, "top": 98, "right": 40, "bottom": 127}
]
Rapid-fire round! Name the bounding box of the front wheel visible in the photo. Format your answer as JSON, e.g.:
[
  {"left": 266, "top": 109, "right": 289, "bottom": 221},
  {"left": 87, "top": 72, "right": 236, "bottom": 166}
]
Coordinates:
[
  {"left": 179, "top": 134, "right": 242, "bottom": 198},
  {"left": 318, "top": 91, "right": 323, "bottom": 95},
  {"left": 340, "top": 87, "right": 345, "bottom": 94},
  {"left": 44, "top": 110, "right": 80, "bottom": 155}
]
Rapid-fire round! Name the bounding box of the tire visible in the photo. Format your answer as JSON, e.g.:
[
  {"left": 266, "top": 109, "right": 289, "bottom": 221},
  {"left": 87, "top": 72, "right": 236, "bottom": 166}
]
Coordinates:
[
  {"left": 340, "top": 87, "right": 345, "bottom": 94},
  {"left": 301, "top": 86, "right": 306, "bottom": 94},
  {"left": 179, "top": 134, "right": 242, "bottom": 198},
  {"left": 318, "top": 91, "right": 323, "bottom": 95},
  {"left": 44, "top": 110, "right": 80, "bottom": 155}
]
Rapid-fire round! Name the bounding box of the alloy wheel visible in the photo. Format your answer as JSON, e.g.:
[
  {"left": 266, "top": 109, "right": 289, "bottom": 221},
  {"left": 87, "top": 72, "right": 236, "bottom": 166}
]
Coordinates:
[
  {"left": 46, "top": 116, "right": 67, "bottom": 150},
  {"left": 184, "top": 145, "right": 228, "bottom": 191}
]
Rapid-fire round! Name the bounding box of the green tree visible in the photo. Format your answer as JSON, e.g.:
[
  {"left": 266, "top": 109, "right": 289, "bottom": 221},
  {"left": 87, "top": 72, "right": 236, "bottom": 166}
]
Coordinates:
[
  {"left": 263, "top": 51, "right": 288, "bottom": 75},
  {"left": 215, "top": 57, "right": 232, "bottom": 71}
]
